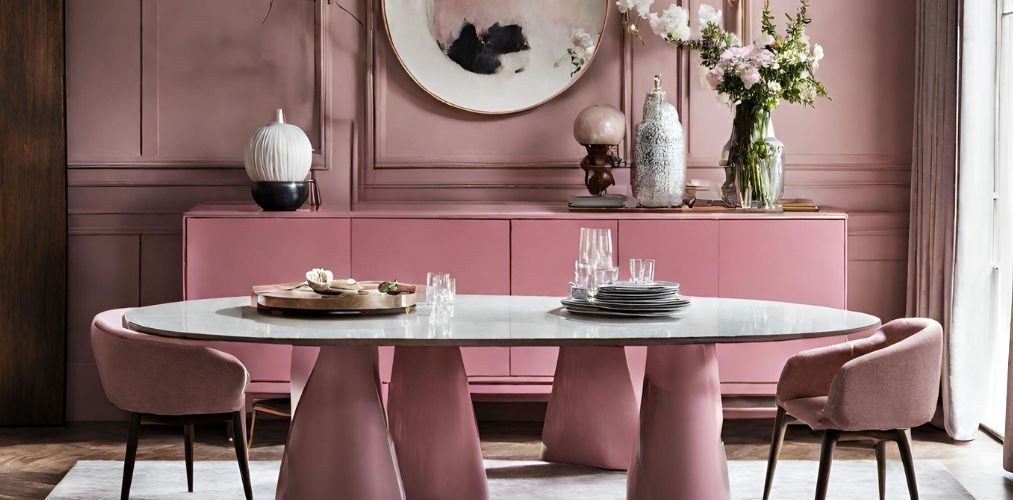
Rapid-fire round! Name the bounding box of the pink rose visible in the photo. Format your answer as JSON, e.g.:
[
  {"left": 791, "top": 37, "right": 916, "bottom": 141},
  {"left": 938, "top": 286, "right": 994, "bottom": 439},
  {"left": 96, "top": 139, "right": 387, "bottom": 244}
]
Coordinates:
[{"left": 706, "top": 67, "right": 725, "bottom": 89}]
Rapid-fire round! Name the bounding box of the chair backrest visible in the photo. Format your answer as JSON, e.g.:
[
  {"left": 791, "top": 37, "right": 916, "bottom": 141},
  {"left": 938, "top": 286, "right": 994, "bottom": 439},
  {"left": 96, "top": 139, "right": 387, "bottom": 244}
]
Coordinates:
[
  {"left": 823, "top": 317, "right": 943, "bottom": 431},
  {"left": 90, "top": 308, "right": 248, "bottom": 416}
]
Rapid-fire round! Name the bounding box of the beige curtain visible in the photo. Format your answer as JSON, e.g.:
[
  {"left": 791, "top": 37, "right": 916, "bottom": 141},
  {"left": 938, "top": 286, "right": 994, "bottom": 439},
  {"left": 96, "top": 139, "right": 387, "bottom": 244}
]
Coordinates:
[
  {"left": 906, "top": 0, "right": 959, "bottom": 327},
  {"left": 907, "top": 0, "right": 998, "bottom": 442}
]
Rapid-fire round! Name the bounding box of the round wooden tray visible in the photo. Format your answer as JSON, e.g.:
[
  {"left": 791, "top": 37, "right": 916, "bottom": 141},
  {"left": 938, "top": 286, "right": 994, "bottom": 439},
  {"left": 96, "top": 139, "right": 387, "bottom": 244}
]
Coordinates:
[{"left": 252, "top": 282, "right": 417, "bottom": 315}]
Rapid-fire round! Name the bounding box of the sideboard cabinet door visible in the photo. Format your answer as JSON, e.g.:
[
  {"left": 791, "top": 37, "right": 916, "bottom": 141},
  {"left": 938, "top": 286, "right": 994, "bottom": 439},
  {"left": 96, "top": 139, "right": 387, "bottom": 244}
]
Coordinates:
[
  {"left": 618, "top": 220, "right": 721, "bottom": 394},
  {"left": 717, "top": 219, "right": 847, "bottom": 385},
  {"left": 510, "top": 220, "right": 618, "bottom": 376},
  {"left": 185, "top": 217, "right": 352, "bottom": 383},
  {"left": 351, "top": 219, "right": 511, "bottom": 378}
]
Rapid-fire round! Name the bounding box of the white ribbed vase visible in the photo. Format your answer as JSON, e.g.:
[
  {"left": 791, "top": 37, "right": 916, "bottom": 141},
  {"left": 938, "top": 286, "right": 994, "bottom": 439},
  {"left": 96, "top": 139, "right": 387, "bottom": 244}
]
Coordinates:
[
  {"left": 243, "top": 109, "right": 313, "bottom": 182},
  {"left": 632, "top": 82, "right": 685, "bottom": 208}
]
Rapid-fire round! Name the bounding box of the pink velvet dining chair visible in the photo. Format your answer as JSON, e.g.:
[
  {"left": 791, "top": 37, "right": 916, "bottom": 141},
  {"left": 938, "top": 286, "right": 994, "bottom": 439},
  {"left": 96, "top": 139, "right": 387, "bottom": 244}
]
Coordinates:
[
  {"left": 763, "top": 318, "right": 943, "bottom": 500},
  {"left": 90, "top": 309, "right": 253, "bottom": 500}
]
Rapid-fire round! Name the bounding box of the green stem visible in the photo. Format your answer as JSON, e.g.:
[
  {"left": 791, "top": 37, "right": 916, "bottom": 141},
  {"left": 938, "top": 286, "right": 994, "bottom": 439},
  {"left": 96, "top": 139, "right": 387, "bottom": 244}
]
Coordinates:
[{"left": 730, "top": 102, "right": 773, "bottom": 208}]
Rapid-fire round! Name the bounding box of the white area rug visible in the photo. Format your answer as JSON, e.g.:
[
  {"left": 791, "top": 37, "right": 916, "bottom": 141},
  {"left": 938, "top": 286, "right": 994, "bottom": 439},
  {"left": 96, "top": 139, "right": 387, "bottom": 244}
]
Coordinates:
[{"left": 48, "top": 459, "right": 973, "bottom": 499}]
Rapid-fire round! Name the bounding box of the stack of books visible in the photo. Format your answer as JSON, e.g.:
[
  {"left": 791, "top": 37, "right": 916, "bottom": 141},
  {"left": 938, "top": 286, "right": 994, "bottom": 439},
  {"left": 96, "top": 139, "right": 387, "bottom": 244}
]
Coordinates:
[{"left": 780, "top": 198, "right": 819, "bottom": 212}]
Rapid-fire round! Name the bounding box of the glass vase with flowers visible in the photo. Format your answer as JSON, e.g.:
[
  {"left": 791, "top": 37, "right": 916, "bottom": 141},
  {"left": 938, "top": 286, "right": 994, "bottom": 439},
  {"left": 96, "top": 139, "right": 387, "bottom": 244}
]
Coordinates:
[{"left": 616, "top": 0, "right": 830, "bottom": 209}]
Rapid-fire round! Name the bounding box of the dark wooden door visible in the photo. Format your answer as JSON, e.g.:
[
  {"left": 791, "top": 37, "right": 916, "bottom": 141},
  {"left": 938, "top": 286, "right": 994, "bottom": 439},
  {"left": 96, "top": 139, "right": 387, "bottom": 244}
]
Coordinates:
[{"left": 0, "top": 0, "right": 67, "bottom": 425}]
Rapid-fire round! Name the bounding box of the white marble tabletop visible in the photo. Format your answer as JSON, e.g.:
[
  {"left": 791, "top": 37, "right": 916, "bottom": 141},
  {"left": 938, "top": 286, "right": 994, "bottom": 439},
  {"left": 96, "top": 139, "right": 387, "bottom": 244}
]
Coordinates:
[{"left": 123, "top": 295, "right": 881, "bottom": 346}]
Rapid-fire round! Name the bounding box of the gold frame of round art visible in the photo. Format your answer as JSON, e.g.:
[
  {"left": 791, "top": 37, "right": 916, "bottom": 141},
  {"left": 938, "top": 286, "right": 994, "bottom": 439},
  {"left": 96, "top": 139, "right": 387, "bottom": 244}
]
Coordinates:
[{"left": 381, "top": 0, "right": 611, "bottom": 115}]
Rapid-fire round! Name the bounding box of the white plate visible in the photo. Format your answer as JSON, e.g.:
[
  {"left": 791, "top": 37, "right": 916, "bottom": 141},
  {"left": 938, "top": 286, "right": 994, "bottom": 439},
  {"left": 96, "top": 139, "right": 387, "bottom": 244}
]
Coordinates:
[{"left": 562, "top": 307, "right": 685, "bottom": 318}]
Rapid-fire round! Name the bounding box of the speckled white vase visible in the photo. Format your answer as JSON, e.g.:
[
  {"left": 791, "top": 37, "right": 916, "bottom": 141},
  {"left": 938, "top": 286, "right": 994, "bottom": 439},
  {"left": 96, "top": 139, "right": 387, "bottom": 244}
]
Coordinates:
[{"left": 633, "top": 79, "right": 685, "bottom": 208}]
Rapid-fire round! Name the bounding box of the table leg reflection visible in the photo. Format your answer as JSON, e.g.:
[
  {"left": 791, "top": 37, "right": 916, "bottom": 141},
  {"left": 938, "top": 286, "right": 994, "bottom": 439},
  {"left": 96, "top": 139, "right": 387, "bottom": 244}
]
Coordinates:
[
  {"left": 541, "top": 346, "right": 640, "bottom": 470},
  {"left": 387, "top": 346, "right": 488, "bottom": 500},
  {"left": 627, "top": 344, "right": 727, "bottom": 500},
  {"left": 276, "top": 345, "right": 404, "bottom": 500}
]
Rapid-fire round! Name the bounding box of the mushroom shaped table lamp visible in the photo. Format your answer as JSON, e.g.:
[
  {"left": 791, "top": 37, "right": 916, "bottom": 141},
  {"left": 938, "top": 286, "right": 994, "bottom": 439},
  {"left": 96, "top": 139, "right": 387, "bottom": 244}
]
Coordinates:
[{"left": 570, "top": 104, "right": 627, "bottom": 208}]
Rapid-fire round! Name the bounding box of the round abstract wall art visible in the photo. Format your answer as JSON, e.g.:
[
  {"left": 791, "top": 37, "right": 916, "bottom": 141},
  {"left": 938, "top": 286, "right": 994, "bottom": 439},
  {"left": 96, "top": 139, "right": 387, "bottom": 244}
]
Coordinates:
[{"left": 382, "top": 0, "right": 608, "bottom": 114}]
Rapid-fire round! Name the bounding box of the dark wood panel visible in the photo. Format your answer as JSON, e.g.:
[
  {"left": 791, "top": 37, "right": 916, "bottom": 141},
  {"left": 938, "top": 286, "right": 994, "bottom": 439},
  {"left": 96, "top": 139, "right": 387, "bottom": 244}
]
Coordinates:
[{"left": 0, "top": 0, "right": 67, "bottom": 425}]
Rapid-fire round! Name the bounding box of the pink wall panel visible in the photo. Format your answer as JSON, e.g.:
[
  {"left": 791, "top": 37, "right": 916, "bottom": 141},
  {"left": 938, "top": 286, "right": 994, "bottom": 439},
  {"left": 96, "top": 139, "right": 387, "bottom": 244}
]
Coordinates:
[
  {"left": 140, "top": 234, "right": 184, "bottom": 306},
  {"left": 717, "top": 219, "right": 848, "bottom": 383},
  {"left": 185, "top": 217, "right": 352, "bottom": 382},
  {"left": 66, "top": 0, "right": 141, "bottom": 159},
  {"left": 154, "top": 0, "right": 318, "bottom": 160},
  {"left": 352, "top": 219, "right": 511, "bottom": 376},
  {"left": 510, "top": 220, "right": 618, "bottom": 376},
  {"left": 67, "top": 235, "right": 140, "bottom": 421},
  {"left": 687, "top": 0, "right": 915, "bottom": 165}
]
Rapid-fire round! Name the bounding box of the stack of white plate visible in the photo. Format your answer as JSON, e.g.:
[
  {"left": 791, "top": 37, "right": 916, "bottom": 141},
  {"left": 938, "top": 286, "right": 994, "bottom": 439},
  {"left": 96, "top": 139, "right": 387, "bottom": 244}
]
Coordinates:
[{"left": 561, "top": 281, "right": 690, "bottom": 318}]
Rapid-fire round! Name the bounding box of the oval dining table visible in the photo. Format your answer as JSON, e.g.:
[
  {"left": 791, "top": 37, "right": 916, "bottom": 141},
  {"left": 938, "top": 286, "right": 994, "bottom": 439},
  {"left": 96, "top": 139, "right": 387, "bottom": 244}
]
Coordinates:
[{"left": 124, "top": 294, "right": 880, "bottom": 500}]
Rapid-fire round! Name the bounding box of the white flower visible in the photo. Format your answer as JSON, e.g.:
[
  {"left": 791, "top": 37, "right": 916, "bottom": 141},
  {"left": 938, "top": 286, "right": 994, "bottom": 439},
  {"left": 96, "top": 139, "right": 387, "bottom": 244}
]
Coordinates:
[
  {"left": 740, "top": 67, "right": 761, "bottom": 89},
  {"left": 812, "top": 43, "right": 824, "bottom": 69},
  {"left": 571, "top": 29, "right": 595, "bottom": 51},
  {"left": 648, "top": 5, "right": 691, "bottom": 42},
  {"left": 698, "top": 66, "right": 713, "bottom": 90},
  {"left": 617, "top": 0, "right": 654, "bottom": 18},
  {"left": 800, "top": 33, "right": 811, "bottom": 47},
  {"left": 766, "top": 80, "right": 782, "bottom": 94},
  {"left": 698, "top": 4, "right": 722, "bottom": 27},
  {"left": 566, "top": 29, "right": 597, "bottom": 73},
  {"left": 756, "top": 33, "right": 775, "bottom": 47}
]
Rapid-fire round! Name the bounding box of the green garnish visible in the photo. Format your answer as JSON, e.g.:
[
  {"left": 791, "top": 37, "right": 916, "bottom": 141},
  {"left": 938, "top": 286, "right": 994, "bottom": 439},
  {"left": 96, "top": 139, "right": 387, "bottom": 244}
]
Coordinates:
[{"left": 378, "top": 280, "right": 398, "bottom": 293}]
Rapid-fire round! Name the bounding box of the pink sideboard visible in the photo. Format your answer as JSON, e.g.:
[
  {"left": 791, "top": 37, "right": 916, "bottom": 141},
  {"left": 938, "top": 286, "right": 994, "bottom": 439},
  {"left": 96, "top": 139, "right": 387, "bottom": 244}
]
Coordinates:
[{"left": 183, "top": 203, "right": 850, "bottom": 414}]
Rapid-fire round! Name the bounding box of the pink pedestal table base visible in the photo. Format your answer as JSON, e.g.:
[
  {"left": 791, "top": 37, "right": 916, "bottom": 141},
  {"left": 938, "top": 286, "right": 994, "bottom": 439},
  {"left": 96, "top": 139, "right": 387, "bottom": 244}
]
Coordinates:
[
  {"left": 276, "top": 346, "right": 405, "bottom": 500},
  {"left": 387, "top": 346, "right": 488, "bottom": 500},
  {"left": 627, "top": 344, "right": 728, "bottom": 500},
  {"left": 541, "top": 346, "right": 640, "bottom": 470}
]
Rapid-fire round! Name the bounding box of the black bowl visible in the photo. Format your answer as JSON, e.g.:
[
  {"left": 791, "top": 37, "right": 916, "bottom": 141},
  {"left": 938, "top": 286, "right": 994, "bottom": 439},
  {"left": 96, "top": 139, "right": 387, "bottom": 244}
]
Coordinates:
[{"left": 251, "top": 181, "right": 309, "bottom": 211}]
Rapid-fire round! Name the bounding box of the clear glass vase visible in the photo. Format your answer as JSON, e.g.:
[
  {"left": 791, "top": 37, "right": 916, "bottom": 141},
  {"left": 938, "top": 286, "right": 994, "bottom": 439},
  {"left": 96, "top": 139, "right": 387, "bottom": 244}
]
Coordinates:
[{"left": 720, "top": 105, "right": 785, "bottom": 210}]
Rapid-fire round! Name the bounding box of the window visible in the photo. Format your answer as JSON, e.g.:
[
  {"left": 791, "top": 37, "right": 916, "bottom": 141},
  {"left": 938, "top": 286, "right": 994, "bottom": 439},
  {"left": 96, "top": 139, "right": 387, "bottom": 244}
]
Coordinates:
[{"left": 981, "top": 0, "right": 1013, "bottom": 438}]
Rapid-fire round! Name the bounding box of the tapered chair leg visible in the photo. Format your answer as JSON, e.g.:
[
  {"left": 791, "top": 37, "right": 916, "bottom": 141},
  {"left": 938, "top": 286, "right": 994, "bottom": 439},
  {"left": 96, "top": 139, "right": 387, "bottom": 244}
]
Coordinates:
[
  {"left": 875, "top": 440, "right": 887, "bottom": 500},
  {"left": 895, "top": 429, "right": 920, "bottom": 500},
  {"left": 814, "top": 430, "right": 839, "bottom": 500},
  {"left": 247, "top": 408, "right": 258, "bottom": 447},
  {"left": 763, "top": 407, "right": 789, "bottom": 500},
  {"left": 183, "top": 423, "right": 195, "bottom": 492},
  {"left": 121, "top": 413, "right": 142, "bottom": 500},
  {"left": 231, "top": 411, "right": 254, "bottom": 500}
]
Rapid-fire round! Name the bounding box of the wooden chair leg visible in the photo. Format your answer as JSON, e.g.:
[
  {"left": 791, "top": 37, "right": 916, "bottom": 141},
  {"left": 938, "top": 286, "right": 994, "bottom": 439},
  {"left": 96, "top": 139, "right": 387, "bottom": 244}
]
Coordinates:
[
  {"left": 875, "top": 440, "right": 887, "bottom": 500},
  {"left": 247, "top": 408, "right": 257, "bottom": 448},
  {"left": 183, "top": 423, "right": 195, "bottom": 492},
  {"left": 120, "top": 413, "right": 142, "bottom": 500},
  {"left": 895, "top": 428, "right": 919, "bottom": 500},
  {"left": 231, "top": 411, "right": 254, "bottom": 500},
  {"left": 814, "top": 429, "right": 839, "bottom": 500},
  {"left": 226, "top": 419, "right": 235, "bottom": 442},
  {"left": 763, "top": 406, "right": 789, "bottom": 500}
]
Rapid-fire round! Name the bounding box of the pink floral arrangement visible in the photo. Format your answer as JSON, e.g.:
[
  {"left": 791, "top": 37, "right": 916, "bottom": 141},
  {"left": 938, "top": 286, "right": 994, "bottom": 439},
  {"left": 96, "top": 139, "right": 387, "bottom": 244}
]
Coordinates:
[
  {"left": 617, "top": 0, "right": 829, "bottom": 109},
  {"left": 617, "top": 0, "right": 831, "bottom": 208}
]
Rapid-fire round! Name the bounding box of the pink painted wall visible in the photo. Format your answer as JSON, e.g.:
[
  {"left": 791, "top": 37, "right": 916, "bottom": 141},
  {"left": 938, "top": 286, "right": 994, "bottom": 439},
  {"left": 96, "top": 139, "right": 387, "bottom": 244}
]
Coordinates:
[{"left": 65, "top": 0, "right": 914, "bottom": 420}]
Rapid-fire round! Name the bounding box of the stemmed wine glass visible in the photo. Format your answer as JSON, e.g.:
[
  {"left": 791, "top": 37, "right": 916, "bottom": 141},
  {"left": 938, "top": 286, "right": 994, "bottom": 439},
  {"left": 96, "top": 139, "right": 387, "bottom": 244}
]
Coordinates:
[{"left": 575, "top": 228, "right": 616, "bottom": 301}]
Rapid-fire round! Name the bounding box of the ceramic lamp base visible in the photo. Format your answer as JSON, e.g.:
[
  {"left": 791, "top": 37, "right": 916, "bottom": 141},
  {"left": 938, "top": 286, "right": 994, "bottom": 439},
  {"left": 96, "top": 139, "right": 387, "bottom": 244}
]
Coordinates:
[{"left": 251, "top": 181, "right": 309, "bottom": 211}]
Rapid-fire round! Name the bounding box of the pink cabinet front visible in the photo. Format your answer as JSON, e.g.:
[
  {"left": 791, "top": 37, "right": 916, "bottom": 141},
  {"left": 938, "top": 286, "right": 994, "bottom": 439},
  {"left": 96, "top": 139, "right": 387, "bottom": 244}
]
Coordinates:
[
  {"left": 716, "top": 219, "right": 848, "bottom": 384},
  {"left": 510, "top": 220, "right": 618, "bottom": 376},
  {"left": 185, "top": 217, "right": 352, "bottom": 383},
  {"left": 351, "top": 219, "right": 511, "bottom": 377},
  {"left": 617, "top": 219, "right": 721, "bottom": 393},
  {"left": 616, "top": 220, "right": 721, "bottom": 296}
]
